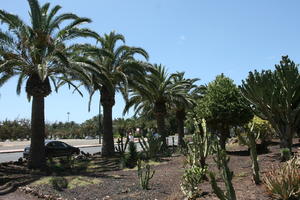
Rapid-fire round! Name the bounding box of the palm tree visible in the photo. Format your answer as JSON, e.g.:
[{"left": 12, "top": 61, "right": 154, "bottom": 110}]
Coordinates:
[
  {"left": 81, "top": 31, "right": 149, "bottom": 156},
  {"left": 171, "top": 72, "right": 199, "bottom": 146},
  {"left": 0, "top": 0, "right": 96, "bottom": 169},
  {"left": 124, "top": 64, "right": 191, "bottom": 147}
]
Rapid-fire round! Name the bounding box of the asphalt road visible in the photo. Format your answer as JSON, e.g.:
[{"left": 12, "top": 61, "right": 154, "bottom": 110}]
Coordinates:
[
  {"left": 0, "top": 146, "right": 102, "bottom": 163},
  {"left": 0, "top": 136, "right": 178, "bottom": 163}
]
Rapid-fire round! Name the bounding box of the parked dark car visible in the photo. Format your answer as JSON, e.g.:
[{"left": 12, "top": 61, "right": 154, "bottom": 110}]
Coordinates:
[{"left": 23, "top": 140, "right": 80, "bottom": 158}]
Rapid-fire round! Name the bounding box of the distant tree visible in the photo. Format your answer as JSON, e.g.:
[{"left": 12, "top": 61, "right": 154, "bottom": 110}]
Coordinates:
[
  {"left": 124, "top": 64, "right": 192, "bottom": 147},
  {"left": 196, "top": 74, "right": 253, "bottom": 149},
  {"left": 240, "top": 56, "right": 300, "bottom": 150},
  {"left": 79, "top": 116, "right": 99, "bottom": 138},
  {"left": 0, "top": 119, "right": 31, "bottom": 140},
  {"left": 170, "top": 72, "right": 199, "bottom": 146},
  {"left": 48, "top": 121, "right": 81, "bottom": 139}
]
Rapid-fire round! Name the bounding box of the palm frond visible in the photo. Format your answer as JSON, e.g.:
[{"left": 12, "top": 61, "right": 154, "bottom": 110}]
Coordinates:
[{"left": 27, "top": 0, "right": 42, "bottom": 30}]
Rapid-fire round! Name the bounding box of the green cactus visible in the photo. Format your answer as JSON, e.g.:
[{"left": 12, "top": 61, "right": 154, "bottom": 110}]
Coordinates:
[
  {"left": 137, "top": 159, "right": 155, "bottom": 190},
  {"left": 237, "top": 123, "right": 260, "bottom": 184},
  {"left": 180, "top": 166, "right": 207, "bottom": 199},
  {"left": 209, "top": 144, "right": 236, "bottom": 200},
  {"left": 185, "top": 118, "right": 213, "bottom": 168},
  {"left": 240, "top": 56, "right": 300, "bottom": 151}
]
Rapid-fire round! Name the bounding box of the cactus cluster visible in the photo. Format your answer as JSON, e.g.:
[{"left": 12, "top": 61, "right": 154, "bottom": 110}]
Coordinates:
[
  {"left": 209, "top": 144, "right": 236, "bottom": 200},
  {"left": 137, "top": 159, "right": 155, "bottom": 190},
  {"left": 180, "top": 118, "right": 213, "bottom": 199},
  {"left": 180, "top": 166, "right": 207, "bottom": 199},
  {"left": 185, "top": 118, "right": 213, "bottom": 168},
  {"left": 237, "top": 123, "right": 260, "bottom": 184}
]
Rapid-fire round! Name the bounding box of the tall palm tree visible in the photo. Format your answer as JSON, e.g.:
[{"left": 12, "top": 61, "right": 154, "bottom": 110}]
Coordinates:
[
  {"left": 0, "top": 0, "right": 96, "bottom": 169},
  {"left": 124, "top": 64, "right": 191, "bottom": 147},
  {"left": 81, "top": 31, "right": 149, "bottom": 156},
  {"left": 171, "top": 72, "right": 199, "bottom": 146}
]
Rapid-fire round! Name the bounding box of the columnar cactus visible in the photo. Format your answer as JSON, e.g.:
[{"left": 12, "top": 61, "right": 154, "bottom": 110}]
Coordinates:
[
  {"left": 185, "top": 118, "right": 213, "bottom": 168},
  {"left": 137, "top": 159, "right": 155, "bottom": 190},
  {"left": 209, "top": 144, "right": 236, "bottom": 200},
  {"left": 237, "top": 123, "right": 260, "bottom": 184}
]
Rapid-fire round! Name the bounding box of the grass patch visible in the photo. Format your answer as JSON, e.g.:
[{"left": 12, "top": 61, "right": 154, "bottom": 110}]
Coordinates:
[
  {"left": 68, "top": 176, "right": 102, "bottom": 189},
  {"left": 30, "top": 176, "right": 102, "bottom": 189},
  {"left": 31, "top": 176, "right": 52, "bottom": 186},
  {"left": 123, "top": 160, "right": 165, "bottom": 171},
  {"left": 235, "top": 172, "right": 248, "bottom": 178}
]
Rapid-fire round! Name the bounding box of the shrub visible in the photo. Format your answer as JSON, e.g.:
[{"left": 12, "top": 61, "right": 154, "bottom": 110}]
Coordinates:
[
  {"left": 251, "top": 116, "right": 275, "bottom": 152},
  {"left": 281, "top": 148, "right": 292, "bottom": 162},
  {"left": 139, "top": 133, "right": 162, "bottom": 160},
  {"left": 180, "top": 166, "right": 207, "bottom": 199},
  {"left": 50, "top": 177, "right": 68, "bottom": 191},
  {"left": 115, "top": 135, "right": 129, "bottom": 155},
  {"left": 264, "top": 157, "right": 300, "bottom": 200},
  {"left": 123, "top": 141, "right": 138, "bottom": 168}
]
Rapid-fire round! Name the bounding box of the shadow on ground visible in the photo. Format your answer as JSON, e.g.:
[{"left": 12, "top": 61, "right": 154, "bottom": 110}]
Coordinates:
[{"left": 0, "top": 155, "right": 122, "bottom": 196}]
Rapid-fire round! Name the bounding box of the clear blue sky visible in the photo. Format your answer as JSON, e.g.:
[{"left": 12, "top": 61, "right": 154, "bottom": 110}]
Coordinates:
[{"left": 1, "top": 0, "right": 300, "bottom": 123}]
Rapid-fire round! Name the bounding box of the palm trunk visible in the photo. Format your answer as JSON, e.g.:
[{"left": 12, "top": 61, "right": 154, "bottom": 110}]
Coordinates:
[
  {"left": 98, "top": 98, "right": 102, "bottom": 144},
  {"left": 101, "top": 89, "right": 115, "bottom": 156},
  {"left": 28, "top": 96, "right": 46, "bottom": 169},
  {"left": 176, "top": 110, "right": 185, "bottom": 146},
  {"left": 278, "top": 125, "right": 294, "bottom": 151},
  {"left": 156, "top": 113, "right": 167, "bottom": 147},
  {"left": 220, "top": 126, "right": 230, "bottom": 150}
]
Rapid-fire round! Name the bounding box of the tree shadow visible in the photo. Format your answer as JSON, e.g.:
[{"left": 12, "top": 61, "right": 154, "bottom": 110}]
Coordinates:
[
  {"left": 292, "top": 142, "right": 300, "bottom": 148},
  {"left": 226, "top": 150, "right": 250, "bottom": 156},
  {"left": 0, "top": 162, "right": 41, "bottom": 195}
]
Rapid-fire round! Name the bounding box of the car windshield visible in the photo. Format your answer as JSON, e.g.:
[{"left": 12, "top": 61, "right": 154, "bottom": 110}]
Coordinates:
[{"left": 47, "top": 141, "right": 69, "bottom": 148}]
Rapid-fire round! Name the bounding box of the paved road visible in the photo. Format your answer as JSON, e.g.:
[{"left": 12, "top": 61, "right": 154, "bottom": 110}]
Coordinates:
[
  {"left": 0, "top": 136, "right": 178, "bottom": 163},
  {"left": 0, "top": 139, "right": 101, "bottom": 151},
  {"left": 0, "top": 146, "right": 102, "bottom": 163}
]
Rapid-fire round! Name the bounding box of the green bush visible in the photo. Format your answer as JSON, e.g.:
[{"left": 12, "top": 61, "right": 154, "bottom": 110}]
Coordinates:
[
  {"left": 251, "top": 116, "right": 275, "bottom": 151},
  {"left": 139, "top": 133, "right": 162, "bottom": 160},
  {"left": 264, "top": 157, "right": 300, "bottom": 200},
  {"left": 50, "top": 177, "right": 68, "bottom": 191},
  {"left": 180, "top": 166, "right": 207, "bottom": 199},
  {"left": 123, "top": 141, "right": 139, "bottom": 168},
  {"left": 281, "top": 148, "right": 292, "bottom": 162},
  {"left": 115, "top": 135, "right": 129, "bottom": 155}
]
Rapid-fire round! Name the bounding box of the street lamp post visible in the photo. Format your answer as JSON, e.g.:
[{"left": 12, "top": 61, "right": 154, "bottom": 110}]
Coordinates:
[
  {"left": 98, "top": 101, "right": 102, "bottom": 144},
  {"left": 67, "top": 112, "right": 70, "bottom": 122}
]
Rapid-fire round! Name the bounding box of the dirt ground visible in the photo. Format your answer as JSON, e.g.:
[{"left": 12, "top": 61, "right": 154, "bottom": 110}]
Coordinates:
[{"left": 0, "top": 140, "right": 298, "bottom": 200}]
